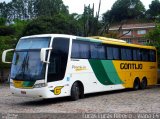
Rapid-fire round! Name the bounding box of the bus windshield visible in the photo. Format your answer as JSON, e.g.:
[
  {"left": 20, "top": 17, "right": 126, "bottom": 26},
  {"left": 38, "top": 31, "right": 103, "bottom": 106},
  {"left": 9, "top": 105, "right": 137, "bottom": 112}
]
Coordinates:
[{"left": 10, "top": 37, "right": 50, "bottom": 81}]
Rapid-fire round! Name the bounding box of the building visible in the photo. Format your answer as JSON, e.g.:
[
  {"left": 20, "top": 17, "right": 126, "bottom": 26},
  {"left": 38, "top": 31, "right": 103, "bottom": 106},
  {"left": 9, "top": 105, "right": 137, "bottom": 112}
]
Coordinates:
[{"left": 109, "top": 23, "right": 155, "bottom": 45}]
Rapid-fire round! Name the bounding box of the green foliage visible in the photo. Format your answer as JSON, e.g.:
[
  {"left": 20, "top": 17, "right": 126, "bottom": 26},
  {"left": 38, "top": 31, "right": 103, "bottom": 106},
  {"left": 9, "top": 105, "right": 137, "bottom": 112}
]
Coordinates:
[
  {"left": 0, "top": 2, "right": 7, "bottom": 18},
  {"left": 111, "top": 0, "right": 145, "bottom": 22},
  {"left": 34, "top": 0, "right": 69, "bottom": 17},
  {"left": 0, "top": 36, "right": 16, "bottom": 68},
  {"left": 146, "top": 23, "right": 160, "bottom": 64},
  {"left": 0, "top": 26, "right": 15, "bottom": 36},
  {"left": 22, "top": 14, "right": 81, "bottom": 36},
  {"left": 0, "top": 0, "right": 69, "bottom": 22},
  {"left": 101, "top": 0, "right": 146, "bottom": 35},
  {"left": 78, "top": 4, "right": 101, "bottom": 36},
  {"left": 146, "top": 0, "right": 160, "bottom": 20},
  {"left": 0, "top": 18, "right": 6, "bottom": 26},
  {"left": 11, "top": 19, "right": 28, "bottom": 38},
  {"left": 102, "top": 10, "right": 112, "bottom": 23}
]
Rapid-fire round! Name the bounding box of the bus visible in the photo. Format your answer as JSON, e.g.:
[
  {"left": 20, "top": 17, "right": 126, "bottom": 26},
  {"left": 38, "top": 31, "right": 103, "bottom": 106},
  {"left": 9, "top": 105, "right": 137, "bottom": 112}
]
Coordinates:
[{"left": 2, "top": 34, "right": 157, "bottom": 100}]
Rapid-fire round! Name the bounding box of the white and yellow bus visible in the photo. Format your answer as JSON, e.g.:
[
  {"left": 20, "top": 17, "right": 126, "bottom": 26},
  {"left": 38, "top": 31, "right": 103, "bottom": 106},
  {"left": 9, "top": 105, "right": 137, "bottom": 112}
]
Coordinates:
[{"left": 2, "top": 34, "right": 157, "bottom": 100}]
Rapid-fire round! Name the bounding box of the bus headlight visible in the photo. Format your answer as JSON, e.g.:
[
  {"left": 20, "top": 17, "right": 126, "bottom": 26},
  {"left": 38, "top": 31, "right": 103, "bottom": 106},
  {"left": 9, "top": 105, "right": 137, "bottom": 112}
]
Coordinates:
[{"left": 34, "top": 83, "right": 47, "bottom": 88}]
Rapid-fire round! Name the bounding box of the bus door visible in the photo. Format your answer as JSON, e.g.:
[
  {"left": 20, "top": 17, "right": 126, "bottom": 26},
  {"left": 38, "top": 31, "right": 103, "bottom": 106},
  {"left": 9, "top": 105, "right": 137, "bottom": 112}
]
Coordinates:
[{"left": 47, "top": 37, "right": 70, "bottom": 82}]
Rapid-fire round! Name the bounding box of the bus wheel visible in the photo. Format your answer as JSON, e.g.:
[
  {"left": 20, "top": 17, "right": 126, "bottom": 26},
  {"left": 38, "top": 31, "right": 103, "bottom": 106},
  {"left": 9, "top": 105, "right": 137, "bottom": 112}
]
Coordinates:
[
  {"left": 133, "top": 78, "right": 140, "bottom": 90},
  {"left": 140, "top": 78, "right": 147, "bottom": 89},
  {"left": 71, "top": 82, "right": 80, "bottom": 101}
]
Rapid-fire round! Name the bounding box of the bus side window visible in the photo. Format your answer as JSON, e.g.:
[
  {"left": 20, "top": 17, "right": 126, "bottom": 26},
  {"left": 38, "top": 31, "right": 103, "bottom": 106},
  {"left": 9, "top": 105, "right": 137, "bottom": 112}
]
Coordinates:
[
  {"left": 90, "top": 43, "right": 106, "bottom": 59},
  {"left": 79, "top": 42, "right": 90, "bottom": 59},
  {"left": 121, "top": 47, "right": 132, "bottom": 61},
  {"left": 137, "top": 49, "right": 141, "bottom": 61},
  {"left": 150, "top": 50, "right": 156, "bottom": 62},
  {"left": 121, "top": 48, "right": 127, "bottom": 60},
  {"left": 113, "top": 47, "right": 120, "bottom": 60},
  {"left": 97, "top": 44, "right": 106, "bottom": 59},
  {"left": 71, "top": 40, "right": 90, "bottom": 59},
  {"left": 71, "top": 41, "right": 80, "bottom": 58},
  {"left": 106, "top": 46, "right": 113, "bottom": 60},
  {"left": 142, "top": 49, "right": 149, "bottom": 61},
  {"left": 133, "top": 49, "right": 137, "bottom": 61},
  {"left": 106, "top": 45, "right": 120, "bottom": 60}
]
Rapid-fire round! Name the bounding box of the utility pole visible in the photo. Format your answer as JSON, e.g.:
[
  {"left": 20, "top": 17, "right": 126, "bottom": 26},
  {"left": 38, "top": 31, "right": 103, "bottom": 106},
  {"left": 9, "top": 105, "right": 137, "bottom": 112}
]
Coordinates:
[{"left": 95, "top": 0, "right": 101, "bottom": 35}]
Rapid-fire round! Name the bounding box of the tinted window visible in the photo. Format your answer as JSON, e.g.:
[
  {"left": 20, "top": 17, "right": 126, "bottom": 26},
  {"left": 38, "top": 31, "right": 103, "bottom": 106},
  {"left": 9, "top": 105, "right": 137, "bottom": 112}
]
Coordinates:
[
  {"left": 121, "top": 47, "right": 132, "bottom": 60},
  {"left": 113, "top": 47, "right": 120, "bottom": 60},
  {"left": 71, "top": 39, "right": 156, "bottom": 62},
  {"left": 79, "top": 42, "right": 90, "bottom": 58},
  {"left": 142, "top": 49, "right": 149, "bottom": 61},
  {"left": 48, "top": 37, "right": 69, "bottom": 82},
  {"left": 106, "top": 46, "right": 120, "bottom": 60},
  {"left": 133, "top": 49, "right": 140, "bottom": 61},
  {"left": 106, "top": 47, "right": 113, "bottom": 60},
  {"left": 133, "top": 49, "right": 137, "bottom": 61},
  {"left": 90, "top": 43, "right": 106, "bottom": 59},
  {"left": 71, "top": 40, "right": 90, "bottom": 59},
  {"left": 71, "top": 41, "right": 80, "bottom": 58},
  {"left": 150, "top": 50, "right": 156, "bottom": 62},
  {"left": 136, "top": 49, "right": 141, "bottom": 61}
]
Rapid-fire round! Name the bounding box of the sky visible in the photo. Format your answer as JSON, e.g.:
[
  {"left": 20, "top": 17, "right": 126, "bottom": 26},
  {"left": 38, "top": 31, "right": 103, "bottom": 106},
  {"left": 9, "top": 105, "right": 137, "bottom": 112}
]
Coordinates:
[{"left": 1, "top": 0, "right": 153, "bottom": 15}]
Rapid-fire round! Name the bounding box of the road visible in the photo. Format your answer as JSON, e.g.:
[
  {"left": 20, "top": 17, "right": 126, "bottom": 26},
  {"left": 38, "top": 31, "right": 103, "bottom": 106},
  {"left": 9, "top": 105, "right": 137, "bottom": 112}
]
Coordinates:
[{"left": 0, "top": 84, "right": 160, "bottom": 114}]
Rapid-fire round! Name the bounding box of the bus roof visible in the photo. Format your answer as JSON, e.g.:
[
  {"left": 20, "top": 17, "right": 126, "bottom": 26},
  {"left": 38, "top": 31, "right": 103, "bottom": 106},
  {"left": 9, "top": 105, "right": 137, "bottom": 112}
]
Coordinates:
[
  {"left": 20, "top": 34, "right": 156, "bottom": 50},
  {"left": 88, "top": 36, "right": 126, "bottom": 43},
  {"left": 21, "top": 34, "right": 76, "bottom": 39},
  {"left": 77, "top": 36, "right": 156, "bottom": 50}
]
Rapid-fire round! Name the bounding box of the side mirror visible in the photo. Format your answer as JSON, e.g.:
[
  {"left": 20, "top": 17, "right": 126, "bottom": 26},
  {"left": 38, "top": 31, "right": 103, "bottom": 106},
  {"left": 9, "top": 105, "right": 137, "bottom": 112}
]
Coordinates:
[
  {"left": 40, "top": 48, "right": 52, "bottom": 63},
  {"left": 2, "top": 49, "right": 14, "bottom": 64}
]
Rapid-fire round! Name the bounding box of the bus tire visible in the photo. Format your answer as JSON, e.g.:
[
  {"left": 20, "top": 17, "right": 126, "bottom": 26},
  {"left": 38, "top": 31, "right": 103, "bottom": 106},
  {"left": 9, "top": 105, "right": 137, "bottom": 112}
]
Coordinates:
[
  {"left": 133, "top": 78, "right": 140, "bottom": 90},
  {"left": 140, "top": 78, "right": 147, "bottom": 89},
  {"left": 79, "top": 83, "right": 84, "bottom": 99},
  {"left": 70, "top": 82, "right": 80, "bottom": 101}
]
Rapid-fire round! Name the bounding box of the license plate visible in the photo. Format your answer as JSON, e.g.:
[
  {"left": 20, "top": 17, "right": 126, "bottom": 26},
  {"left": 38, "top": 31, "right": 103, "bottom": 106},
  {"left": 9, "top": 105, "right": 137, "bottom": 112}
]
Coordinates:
[{"left": 21, "top": 91, "right": 26, "bottom": 94}]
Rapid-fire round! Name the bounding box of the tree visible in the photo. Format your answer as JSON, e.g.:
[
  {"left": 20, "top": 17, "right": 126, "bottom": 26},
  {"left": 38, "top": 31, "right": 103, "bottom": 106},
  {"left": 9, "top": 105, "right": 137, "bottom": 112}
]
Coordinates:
[
  {"left": 0, "top": 26, "right": 15, "bottom": 36},
  {"left": 0, "top": 36, "right": 16, "bottom": 82},
  {"left": 22, "top": 14, "right": 81, "bottom": 36},
  {"left": 103, "top": 0, "right": 145, "bottom": 23},
  {"left": 0, "top": 18, "right": 26, "bottom": 82},
  {"left": 101, "top": 0, "right": 145, "bottom": 36},
  {"left": 146, "top": 23, "right": 160, "bottom": 65},
  {"left": 79, "top": 3, "right": 102, "bottom": 37},
  {"left": 0, "top": 18, "right": 7, "bottom": 26},
  {"left": 146, "top": 0, "right": 160, "bottom": 20},
  {"left": 0, "top": 2, "right": 8, "bottom": 18},
  {"left": 0, "top": 0, "right": 69, "bottom": 22},
  {"left": 34, "top": 0, "right": 69, "bottom": 17},
  {"left": 82, "top": 4, "right": 95, "bottom": 36},
  {"left": 11, "top": 19, "right": 28, "bottom": 37},
  {"left": 101, "top": 10, "right": 113, "bottom": 35}
]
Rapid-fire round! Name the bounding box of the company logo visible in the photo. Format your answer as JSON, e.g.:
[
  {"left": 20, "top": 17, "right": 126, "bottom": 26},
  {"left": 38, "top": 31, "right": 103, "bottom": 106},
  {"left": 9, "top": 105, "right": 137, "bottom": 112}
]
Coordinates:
[
  {"left": 120, "top": 63, "right": 143, "bottom": 70},
  {"left": 72, "top": 65, "right": 87, "bottom": 71},
  {"left": 54, "top": 86, "right": 64, "bottom": 95}
]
